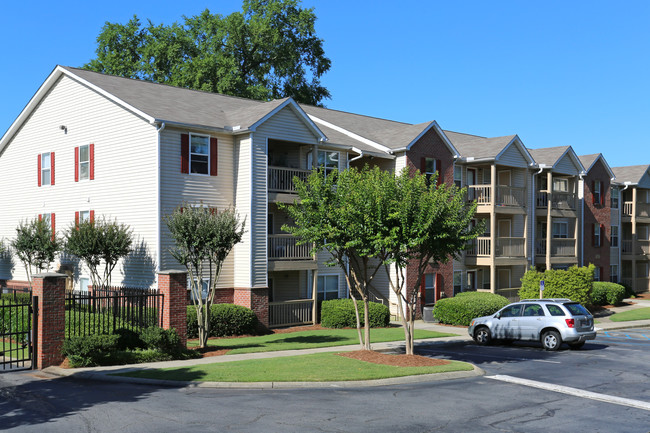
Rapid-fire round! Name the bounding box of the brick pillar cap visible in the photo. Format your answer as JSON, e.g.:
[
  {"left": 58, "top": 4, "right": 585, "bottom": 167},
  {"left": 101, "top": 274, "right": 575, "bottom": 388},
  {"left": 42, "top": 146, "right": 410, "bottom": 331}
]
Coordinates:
[
  {"left": 32, "top": 272, "right": 68, "bottom": 279},
  {"left": 157, "top": 270, "right": 188, "bottom": 275}
]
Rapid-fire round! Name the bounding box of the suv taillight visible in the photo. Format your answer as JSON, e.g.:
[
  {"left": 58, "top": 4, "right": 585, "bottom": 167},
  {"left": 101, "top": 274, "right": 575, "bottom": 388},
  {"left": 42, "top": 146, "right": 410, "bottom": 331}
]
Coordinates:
[{"left": 565, "top": 318, "right": 575, "bottom": 328}]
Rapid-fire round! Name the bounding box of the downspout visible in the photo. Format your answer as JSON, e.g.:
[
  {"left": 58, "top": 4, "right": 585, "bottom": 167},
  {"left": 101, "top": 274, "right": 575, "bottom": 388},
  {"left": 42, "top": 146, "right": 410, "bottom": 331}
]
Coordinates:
[
  {"left": 155, "top": 122, "right": 165, "bottom": 283},
  {"left": 531, "top": 166, "right": 544, "bottom": 266},
  {"left": 348, "top": 151, "right": 364, "bottom": 165},
  {"left": 579, "top": 173, "right": 585, "bottom": 267}
]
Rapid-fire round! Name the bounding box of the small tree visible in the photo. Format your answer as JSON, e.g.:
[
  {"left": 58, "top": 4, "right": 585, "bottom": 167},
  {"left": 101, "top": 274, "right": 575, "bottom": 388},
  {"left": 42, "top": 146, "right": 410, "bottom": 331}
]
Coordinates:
[
  {"left": 12, "top": 217, "right": 62, "bottom": 288},
  {"left": 382, "top": 169, "right": 482, "bottom": 354},
  {"left": 165, "top": 205, "right": 245, "bottom": 348},
  {"left": 65, "top": 217, "right": 133, "bottom": 292}
]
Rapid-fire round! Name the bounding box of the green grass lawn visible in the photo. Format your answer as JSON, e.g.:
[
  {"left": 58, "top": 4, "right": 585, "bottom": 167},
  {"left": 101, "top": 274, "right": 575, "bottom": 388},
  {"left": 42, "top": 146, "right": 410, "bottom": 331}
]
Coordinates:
[
  {"left": 609, "top": 307, "right": 650, "bottom": 322},
  {"left": 115, "top": 352, "right": 474, "bottom": 382},
  {"left": 186, "top": 328, "right": 455, "bottom": 354},
  {"left": 0, "top": 341, "right": 29, "bottom": 360}
]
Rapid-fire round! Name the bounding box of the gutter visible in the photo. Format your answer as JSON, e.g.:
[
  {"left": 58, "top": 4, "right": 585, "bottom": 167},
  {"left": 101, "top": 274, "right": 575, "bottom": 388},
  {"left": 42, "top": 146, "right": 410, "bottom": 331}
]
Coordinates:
[{"left": 155, "top": 122, "right": 166, "bottom": 283}]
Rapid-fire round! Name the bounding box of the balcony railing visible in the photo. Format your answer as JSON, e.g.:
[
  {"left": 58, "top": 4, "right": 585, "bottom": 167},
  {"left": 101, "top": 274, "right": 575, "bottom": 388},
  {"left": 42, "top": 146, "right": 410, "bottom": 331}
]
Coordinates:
[
  {"left": 536, "top": 191, "right": 576, "bottom": 210},
  {"left": 268, "top": 166, "right": 311, "bottom": 193},
  {"left": 468, "top": 185, "right": 525, "bottom": 207},
  {"left": 466, "top": 237, "right": 490, "bottom": 256},
  {"left": 268, "top": 235, "right": 313, "bottom": 260},
  {"left": 621, "top": 239, "right": 650, "bottom": 255},
  {"left": 269, "top": 299, "right": 314, "bottom": 327},
  {"left": 496, "top": 237, "right": 526, "bottom": 257},
  {"left": 622, "top": 239, "right": 633, "bottom": 254},
  {"left": 622, "top": 201, "right": 650, "bottom": 218},
  {"left": 536, "top": 238, "right": 576, "bottom": 257}
]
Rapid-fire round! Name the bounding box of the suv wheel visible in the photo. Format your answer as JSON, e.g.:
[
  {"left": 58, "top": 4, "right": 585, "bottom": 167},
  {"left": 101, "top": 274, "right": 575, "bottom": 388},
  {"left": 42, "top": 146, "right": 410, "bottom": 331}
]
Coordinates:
[
  {"left": 474, "top": 327, "right": 491, "bottom": 345},
  {"left": 542, "top": 330, "right": 561, "bottom": 351}
]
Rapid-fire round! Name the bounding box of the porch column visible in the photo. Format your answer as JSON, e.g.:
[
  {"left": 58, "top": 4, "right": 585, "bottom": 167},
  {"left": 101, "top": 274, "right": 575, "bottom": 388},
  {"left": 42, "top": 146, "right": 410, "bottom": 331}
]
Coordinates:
[
  {"left": 490, "top": 163, "right": 497, "bottom": 293},
  {"left": 312, "top": 270, "right": 318, "bottom": 324},
  {"left": 546, "top": 171, "right": 553, "bottom": 270}
]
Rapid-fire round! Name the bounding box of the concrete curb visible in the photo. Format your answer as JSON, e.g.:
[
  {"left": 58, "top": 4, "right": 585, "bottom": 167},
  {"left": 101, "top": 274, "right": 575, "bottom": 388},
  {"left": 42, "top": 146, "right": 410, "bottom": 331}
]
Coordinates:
[{"left": 44, "top": 364, "right": 485, "bottom": 389}]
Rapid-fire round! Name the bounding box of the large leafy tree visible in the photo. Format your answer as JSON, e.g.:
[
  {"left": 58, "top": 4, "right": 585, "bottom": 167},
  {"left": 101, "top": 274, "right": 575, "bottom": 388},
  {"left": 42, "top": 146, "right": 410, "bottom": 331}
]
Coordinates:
[
  {"left": 65, "top": 217, "right": 133, "bottom": 292},
  {"left": 12, "top": 217, "right": 62, "bottom": 288},
  {"left": 84, "top": 0, "right": 331, "bottom": 106},
  {"left": 383, "top": 169, "right": 482, "bottom": 355},
  {"left": 165, "top": 205, "right": 245, "bottom": 348}
]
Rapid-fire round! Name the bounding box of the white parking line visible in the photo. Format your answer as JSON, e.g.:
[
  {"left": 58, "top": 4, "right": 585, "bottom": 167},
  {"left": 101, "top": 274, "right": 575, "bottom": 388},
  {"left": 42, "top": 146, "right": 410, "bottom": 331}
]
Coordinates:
[{"left": 487, "top": 375, "right": 650, "bottom": 412}]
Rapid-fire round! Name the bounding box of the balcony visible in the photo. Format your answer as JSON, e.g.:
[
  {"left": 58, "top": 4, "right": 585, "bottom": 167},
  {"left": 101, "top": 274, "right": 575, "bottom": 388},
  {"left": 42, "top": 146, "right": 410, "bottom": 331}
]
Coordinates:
[
  {"left": 268, "top": 166, "right": 311, "bottom": 194},
  {"left": 623, "top": 202, "right": 650, "bottom": 219},
  {"left": 268, "top": 235, "right": 313, "bottom": 260},
  {"left": 536, "top": 191, "right": 577, "bottom": 210},
  {"left": 536, "top": 238, "right": 576, "bottom": 257},
  {"left": 269, "top": 299, "right": 314, "bottom": 327},
  {"left": 466, "top": 237, "right": 525, "bottom": 259},
  {"left": 621, "top": 239, "right": 650, "bottom": 256},
  {"left": 467, "top": 185, "right": 526, "bottom": 210}
]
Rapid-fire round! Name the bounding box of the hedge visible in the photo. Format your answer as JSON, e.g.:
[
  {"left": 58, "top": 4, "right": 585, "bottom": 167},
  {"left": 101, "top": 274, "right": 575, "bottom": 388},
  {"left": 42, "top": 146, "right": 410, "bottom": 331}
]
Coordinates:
[
  {"left": 592, "top": 282, "right": 626, "bottom": 306},
  {"left": 320, "top": 299, "right": 390, "bottom": 328},
  {"left": 432, "top": 292, "right": 509, "bottom": 326},
  {"left": 186, "top": 303, "right": 258, "bottom": 338},
  {"left": 518, "top": 265, "right": 594, "bottom": 305}
]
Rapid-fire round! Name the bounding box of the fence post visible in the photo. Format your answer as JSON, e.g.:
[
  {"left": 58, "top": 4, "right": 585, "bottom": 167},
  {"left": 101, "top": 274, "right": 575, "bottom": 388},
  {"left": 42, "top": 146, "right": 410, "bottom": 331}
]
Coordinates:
[
  {"left": 32, "top": 273, "right": 67, "bottom": 369},
  {"left": 158, "top": 270, "right": 188, "bottom": 347}
]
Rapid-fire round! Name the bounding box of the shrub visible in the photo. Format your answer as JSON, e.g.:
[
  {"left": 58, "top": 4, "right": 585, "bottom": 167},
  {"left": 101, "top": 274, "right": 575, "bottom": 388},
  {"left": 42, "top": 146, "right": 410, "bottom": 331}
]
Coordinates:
[
  {"left": 320, "top": 299, "right": 390, "bottom": 328},
  {"left": 186, "top": 304, "right": 258, "bottom": 338},
  {"left": 432, "top": 292, "right": 509, "bottom": 326},
  {"left": 114, "top": 327, "right": 145, "bottom": 351},
  {"left": 140, "top": 327, "right": 182, "bottom": 354},
  {"left": 62, "top": 334, "right": 119, "bottom": 367},
  {"left": 592, "top": 282, "right": 626, "bottom": 306},
  {"left": 518, "top": 265, "right": 594, "bottom": 305}
]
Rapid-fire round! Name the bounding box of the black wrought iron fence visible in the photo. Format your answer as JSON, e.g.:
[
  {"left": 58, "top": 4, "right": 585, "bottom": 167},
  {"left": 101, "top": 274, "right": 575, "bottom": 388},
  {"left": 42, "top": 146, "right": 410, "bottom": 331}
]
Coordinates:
[{"left": 65, "top": 288, "right": 163, "bottom": 338}]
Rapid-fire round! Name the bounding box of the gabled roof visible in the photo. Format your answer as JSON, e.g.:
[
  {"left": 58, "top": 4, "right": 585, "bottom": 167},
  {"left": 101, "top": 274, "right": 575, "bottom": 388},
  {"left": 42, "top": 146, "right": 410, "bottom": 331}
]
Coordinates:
[
  {"left": 578, "top": 153, "right": 615, "bottom": 179},
  {"left": 444, "top": 130, "right": 534, "bottom": 165},
  {"left": 528, "top": 146, "right": 585, "bottom": 173},
  {"left": 0, "top": 66, "right": 327, "bottom": 152},
  {"left": 612, "top": 165, "right": 650, "bottom": 185}
]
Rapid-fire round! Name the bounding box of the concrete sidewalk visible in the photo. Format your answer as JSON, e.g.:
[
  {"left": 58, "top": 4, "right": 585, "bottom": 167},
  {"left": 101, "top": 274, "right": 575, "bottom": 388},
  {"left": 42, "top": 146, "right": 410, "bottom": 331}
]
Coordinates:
[{"left": 42, "top": 297, "right": 650, "bottom": 388}]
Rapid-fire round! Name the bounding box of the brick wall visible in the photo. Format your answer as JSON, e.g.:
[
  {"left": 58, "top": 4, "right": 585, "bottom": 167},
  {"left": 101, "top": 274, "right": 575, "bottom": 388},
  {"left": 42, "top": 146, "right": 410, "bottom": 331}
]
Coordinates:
[
  {"left": 32, "top": 274, "right": 66, "bottom": 369},
  {"left": 583, "top": 159, "right": 611, "bottom": 281},
  {"left": 158, "top": 271, "right": 188, "bottom": 346},
  {"left": 233, "top": 287, "right": 269, "bottom": 327}
]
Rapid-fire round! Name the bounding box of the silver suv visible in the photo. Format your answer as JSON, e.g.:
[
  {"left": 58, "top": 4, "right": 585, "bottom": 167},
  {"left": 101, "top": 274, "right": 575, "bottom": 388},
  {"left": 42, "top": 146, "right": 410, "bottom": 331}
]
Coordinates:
[{"left": 468, "top": 299, "right": 597, "bottom": 351}]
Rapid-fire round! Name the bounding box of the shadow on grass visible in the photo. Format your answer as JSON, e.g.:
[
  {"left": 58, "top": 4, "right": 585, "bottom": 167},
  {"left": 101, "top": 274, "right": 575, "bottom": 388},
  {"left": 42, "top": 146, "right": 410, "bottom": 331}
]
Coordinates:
[{"left": 272, "top": 335, "right": 348, "bottom": 345}]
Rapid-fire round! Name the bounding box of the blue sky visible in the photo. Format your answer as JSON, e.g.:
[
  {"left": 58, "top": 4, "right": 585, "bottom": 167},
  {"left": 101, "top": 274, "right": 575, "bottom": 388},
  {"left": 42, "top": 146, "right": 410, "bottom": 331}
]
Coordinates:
[{"left": 1, "top": 0, "right": 648, "bottom": 168}]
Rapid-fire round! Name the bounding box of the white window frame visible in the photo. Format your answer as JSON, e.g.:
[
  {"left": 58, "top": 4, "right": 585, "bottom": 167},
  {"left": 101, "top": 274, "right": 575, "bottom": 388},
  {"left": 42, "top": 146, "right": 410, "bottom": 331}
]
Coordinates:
[
  {"left": 317, "top": 150, "right": 339, "bottom": 176},
  {"left": 553, "top": 178, "right": 568, "bottom": 192},
  {"left": 611, "top": 226, "right": 619, "bottom": 247},
  {"left": 191, "top": 278, "right": 210, "bottom": 300},
  {"left": 317, "top": 274, "right": 339, "bottom": 301},
  {"left": 610, "top": 265, "right": 619, "bottom": 283},
  {"left": 593, "top": 181, "right": 601, "bottom": 204},
  {"left": 454, "top": 165, "right": 462, "bottom": 188},
  {"left": 79, "top": 210, "right": 91, "bottom": 223},
  {"left": 41, "top": 213, "right": 52, "bottom": 226},
  {"left": 611, "top": 187, "right": 619, "bottom": 208},
  {"left": 424, "top": 157, "right": 438, "bottom": 185},
  {"left": 79, "top": 144, "right": 90, "bottom": 181},
  {"left": 594, "top": 224, "right": 601, "bottom": 247},
  {"left": 41, "top": 152, "right": 52, "bottom": 186},
  {"left": 424, "top": 273, "right": 435, "bottom": 304},
  {"left": 190, "top": 133, "right": 210, "bottom": 176}
]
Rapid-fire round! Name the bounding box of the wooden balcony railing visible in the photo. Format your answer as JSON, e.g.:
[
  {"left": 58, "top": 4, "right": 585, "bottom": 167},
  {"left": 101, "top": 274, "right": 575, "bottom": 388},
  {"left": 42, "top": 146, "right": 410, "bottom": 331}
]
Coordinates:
[
  {"left": 268, "top": 235, "right": 313, "bottom": 260},
  {"left": 496, "top": 237, "right": 526, "bottom": 257},
  {"left": 536, "top": 238, "right": 576, "bottom": 257},
  {"left": 268, "top": 166, "right": 311, "bottom": 193},
  {"left": 536, "top": 191, "right": 576, "bottom": 210},
  {"left": 269, "top": 299, "right": 314, "bottom": 327},
  {"left": 621, "top": 239, "right": 650, "bottom": 255},
  {"left": 622, "top": 201, "right": 650, "bottom": 218},
  {"left": 621, "top": 239, "right": 633, "bottom": 254},
  {"left": 467, "top": 185, "right": 491, "bottom": 205},
  {"left": 466, "top": 237, "right": 490, "bottom": 256},
  {"left": 496, "top": 186, "right": 526, "bottom": 207}
]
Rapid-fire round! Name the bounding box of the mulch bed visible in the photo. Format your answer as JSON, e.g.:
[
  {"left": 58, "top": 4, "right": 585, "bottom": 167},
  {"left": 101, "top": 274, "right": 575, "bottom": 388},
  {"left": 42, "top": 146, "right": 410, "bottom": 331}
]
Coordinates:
[{"left": 338, "top": 350, "right": 449, "bottom": 367}]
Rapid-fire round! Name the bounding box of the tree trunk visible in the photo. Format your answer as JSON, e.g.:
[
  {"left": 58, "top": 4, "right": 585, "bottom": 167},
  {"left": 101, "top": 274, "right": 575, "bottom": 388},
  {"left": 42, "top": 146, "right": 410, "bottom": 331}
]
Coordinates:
[{"left": 363, "top": 297, "right": 371, "bottom": 350}]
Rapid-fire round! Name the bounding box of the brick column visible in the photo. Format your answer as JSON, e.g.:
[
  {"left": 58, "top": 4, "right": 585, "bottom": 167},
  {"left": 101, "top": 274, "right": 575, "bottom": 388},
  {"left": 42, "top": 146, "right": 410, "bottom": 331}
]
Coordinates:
[
  {"left": 32, "top": 273, "right": 67, "bottom": 369},
  {"left": 234, "top": 287, "right": 269, "bottom": 327},
  {"left": 158, "top": 270, "right": 188, "bottom": 347}
]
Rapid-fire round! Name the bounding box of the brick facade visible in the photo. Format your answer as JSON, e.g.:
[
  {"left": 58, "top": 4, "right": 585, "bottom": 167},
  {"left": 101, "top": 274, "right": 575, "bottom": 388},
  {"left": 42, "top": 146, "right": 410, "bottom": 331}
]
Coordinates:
[
  {"left": 32, "top": 273, "right": 66, "bottom": 369},
  {"left": 405, "top": 126, "right": 456, "bottom": 315},
  {"left": 583, "top": 158, "right": 611, "bottom": 281},
  {"left": 233, "top": 287, "right": 269, "bottom": 327},
  {"left": 158, "top": 271, "right": 188, "bottom": 347}
]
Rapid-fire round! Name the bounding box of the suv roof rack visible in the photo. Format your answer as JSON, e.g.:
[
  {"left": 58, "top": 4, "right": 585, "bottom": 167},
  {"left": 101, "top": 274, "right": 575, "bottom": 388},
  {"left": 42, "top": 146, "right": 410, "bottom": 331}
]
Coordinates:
[{"left": 519, "top": 298, "right": 573, "bottom": 303}]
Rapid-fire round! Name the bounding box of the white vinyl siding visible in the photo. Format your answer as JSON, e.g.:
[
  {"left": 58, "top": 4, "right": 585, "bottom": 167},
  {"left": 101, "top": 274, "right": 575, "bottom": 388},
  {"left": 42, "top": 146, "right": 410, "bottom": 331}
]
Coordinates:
[
  {"left": 497, "top": 143, "right": 529, "bottom": 168},
  {"left": 0, "top": 75, "right": 158, "bottom": 288},
  {"left": 554, "top": 155, "right": 580, "bottom": 175}
]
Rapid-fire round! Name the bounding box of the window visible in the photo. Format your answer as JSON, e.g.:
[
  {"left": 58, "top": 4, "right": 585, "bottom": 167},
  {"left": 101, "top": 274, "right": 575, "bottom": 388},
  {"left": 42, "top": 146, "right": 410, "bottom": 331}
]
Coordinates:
[
  {"left": 523, "top": 304, "right": 545, "bottom": 317},
  {"left": 611, "top": 187, "right": 619, "bottom": 208},
  {"left": 593, "top": 181, "right": 602, "bottom": 205},
  {"left": 547, "top": 305, "right": 565, "bottom": 316},
  {"left": 453, "top": 271, "right": 462, "bottom": 295},
  {"left": 422, "top": 157, "right": 441, "bottom": 185},
  {"left": 38, "top": 152, "right": 55, "bottom": 186},
  {"left": 610, "top": 265, "right": 619, "bottom": 283},
  {"left": 611, "top": 226, "right": 619, "bottom": 247},
  {"left": 39, "top": 213, "right": 56, "bottom": 240},
  {"left": 75, "top": 210, "right": 94, "bottom": 226},
  {"left": 552, "top": 221, "right": 568, "bottom": 238},
  {"left": 594, "top": 224, "right": 602, "bottom": 247},
  {"left": 594, "top": 267, "right": 601, "bottom": 281},
  {"left": 318, "top": 151, "right": 339, "bottom": 176},
  {"left": 500, "top": 304, "right": 523, "bottom": 318},
  {"left": 553, "top": 178, "right": 568, "bottom": 192},
  {"left": 75, "top": 144, "right": 94, "bottom": 181},
  {"left": 454, "top": 166, "right": 462, "bottom": 188},
  {"left": 423, "top": 274, "right": 435, "bottom": 304},
  {"left": 180, "top": 133, "right": 217, "bottom": 176},
  {"left": 317, "top": 275, "right": 339, "bottom": 301},
  {"left": 79, "top": 277, "right": 90, "bottom": 293},
  {"left": 191, "top": 278, "right": 210, "bottom": 300}
]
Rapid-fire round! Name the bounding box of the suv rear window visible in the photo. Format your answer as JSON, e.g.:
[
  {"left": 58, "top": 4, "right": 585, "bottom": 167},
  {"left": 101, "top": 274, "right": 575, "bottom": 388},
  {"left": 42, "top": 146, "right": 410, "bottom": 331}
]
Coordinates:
[
  {"left": 563, "top": 303, "right": 590, "bottom": 316},
  {"left": 546, "top": 304, "right": 565, "bottom": 316}
]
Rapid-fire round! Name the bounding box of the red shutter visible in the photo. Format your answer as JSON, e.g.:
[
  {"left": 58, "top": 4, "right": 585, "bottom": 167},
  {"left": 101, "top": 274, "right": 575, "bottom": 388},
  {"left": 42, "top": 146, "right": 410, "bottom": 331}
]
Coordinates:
[
  {"left": 38, "top": 214, "right": 42, "bottom": 221},
  {"left": 50, "top": 152, "right": 55, "bottom": 185},
  {"left": 90, "top": 210, "right": 95, "bottom": 223},
  {"left": 89, "top": 143, "right": 95, "bottom": 180},
  {"left": 436, "top": 159, "right": 443, "bottom": 186},
  {"left": 435, "top": 273, "right": 443, "bottom": 301},
  {"left": 210, "top": 137, "right": 218, "bottom": 176},
  {"left": 74, "top": 147, "right": 79, "bottom": 182},
  {"left": 181, "top": 134, "right": 189, "bottom": 174},
  {"left": 75, "top": 211, "right": 80, "bottom": 228},
  {"left": 37, "top": 154, "right": 42, "bottom": 187},
  {"left": 51, "top": 213, "right": 56, "bottom": 241}
]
